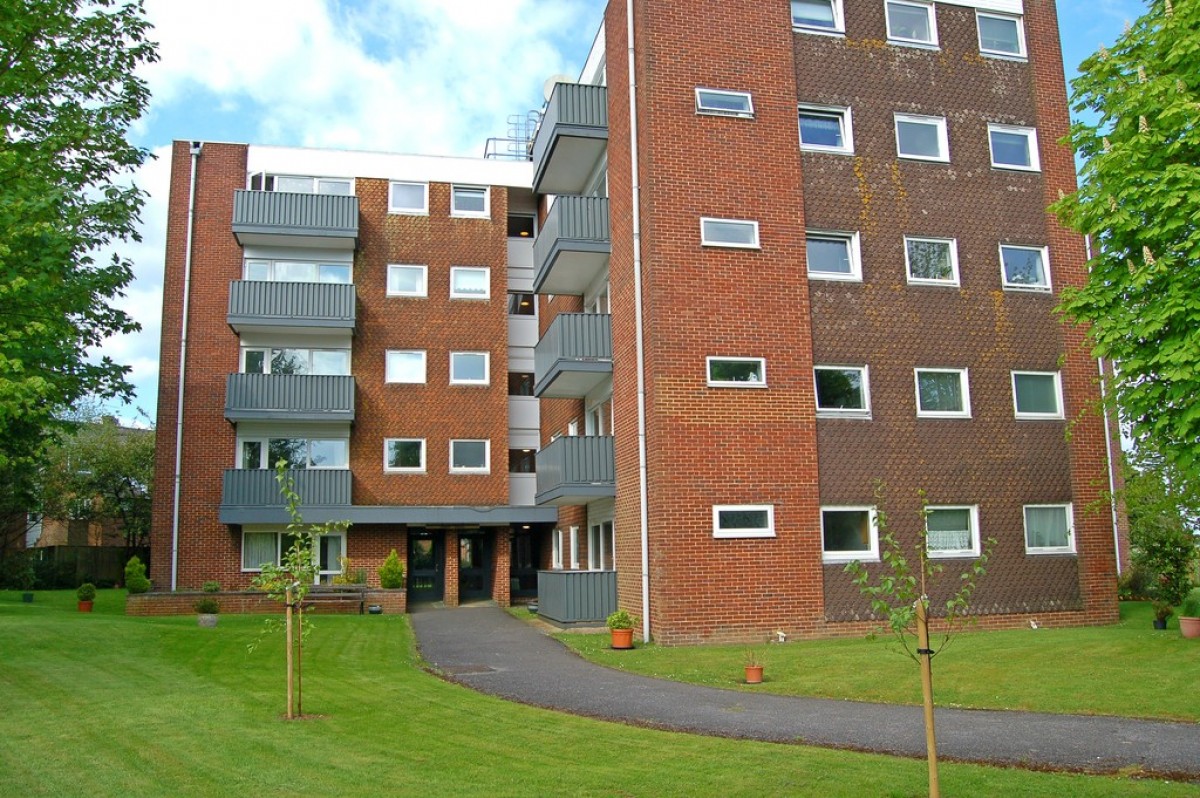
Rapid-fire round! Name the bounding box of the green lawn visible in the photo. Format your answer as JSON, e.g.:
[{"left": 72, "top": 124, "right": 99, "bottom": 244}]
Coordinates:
[
  {"left": 0, "top": 591, "right": 1195, "bottom": 798},
  {"left": 555, "top": 602, "right": 1200, "bottom": 722}
]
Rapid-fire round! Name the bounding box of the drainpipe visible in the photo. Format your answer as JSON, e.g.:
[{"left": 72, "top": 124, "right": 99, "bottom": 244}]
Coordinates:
[
  {"left": 170, "top": 141, "right": 203, "bottom": 591},
  {"left": 626, "top": 0, "right": 651, "bottom": 644},
  {"left": 1086, "top": 234, "right": 1123, "bottom": 575}
]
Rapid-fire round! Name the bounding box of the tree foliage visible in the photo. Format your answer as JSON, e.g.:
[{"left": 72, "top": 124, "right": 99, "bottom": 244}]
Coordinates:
[
  {"left": 0, "top": 0, "right": 157, "bottom": 474},
  {"left": 1053, "top": 0, "right": 1200, "bottom": 475}
]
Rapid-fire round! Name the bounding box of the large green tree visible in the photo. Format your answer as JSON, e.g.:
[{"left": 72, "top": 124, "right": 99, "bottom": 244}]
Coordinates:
[
  {"left": 0, "top": 0, "right": 156, "bottom": 478},
  {"left": 1053, "top": 0, "right": 1200, "bottom": 474}
]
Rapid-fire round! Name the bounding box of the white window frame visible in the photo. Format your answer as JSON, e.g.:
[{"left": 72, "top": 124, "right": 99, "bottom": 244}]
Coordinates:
[
  {"left": 925, "top": 505, "right": 981, "bottom": 559},
  {"left": 904, "top": 236, "right": 960, "bottom": 286},
  {"left": 385, "top": 350, "right": 427, "bottom": 384},
  {"left": 552, "top": 529, "right": 564, "bottom": 569},
  {"left": 695, "top": 88, "right": 754, "bottom": 118},
  {"left": 317, "top": 532, "right": 348, "bottom": 580},
  {"left": 383, "top": 438, "right": 426, "bottom": 473},
  {"left": 1024, "top": 504, "right": 1076, "bottom": 555},
  {"left": 242, "top": 258, "right": 352, "bottom": 284},
  {"left": 570, "top": 526, "right": 581, "bottom": 570},
  {"left": 814, "top": 365, "right": 871, "bottom": 417},
  {"left": 240, "top": 530, "right": 281, "bottom": 573},
  {"left": 706, "top": 356, "right": 767, "bottom": 388},
  {"left": 386, "top": 264, "right": 428, "bottom": 298},
  {"left": 977, "top": 11, "right": 1027, "bottom": 59},
  {"left": 450, "top": 266, "right": 491, "bottom": 300},
  {"left": 450, "top": 351, "right": 490, "bottom": 386},
  {"left": 791, "top": 0, "right": 845, "bottom": 35},
  {"left": 1012, "top": 371, "right": 1064, "bottom": 420},
  {"left": 885, "top": 0, "right": 938, "bottom": 48},
  {"left": 895, "top": 113, "right": 950, "bottom": 162},
  {"left": 712, "top": 505, "right": 776, "bottom": 539},
  {"left": 914, "top": 368, "right": 971, "bottom": 418},
  {"left": 388, "top": 181, "right": 429, "bottom": 215},
  {"left": 820, "top": 506, "right": 880, "bottom": 563},
  {"left": 700, "top": 217, "right": 760, "bottom": 249},
  {"left": 806, "top": 230, "right": 863, "bottom": 281},
  {"left": 988, "top": 124, "right": 1041, "bottom": 172},
  {"left": 240, "top": 347, "right": 351, "bottom": 376},
  {"left": 449, "top": 439, "right": 490, "bottom": 474},
  {"left": 798, "top": 104, "right": 855, "bottom": 155},
  {"left": 451, "top": 185, "right": 489, "bottom": 218},
  {"left": 999, "top": 244, "right": 1052, "bottom": 292}
]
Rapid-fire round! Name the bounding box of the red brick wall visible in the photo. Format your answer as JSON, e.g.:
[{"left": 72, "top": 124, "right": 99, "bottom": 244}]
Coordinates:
[{"left": 126, "top": 589, "right": 406, "bottom": 616}]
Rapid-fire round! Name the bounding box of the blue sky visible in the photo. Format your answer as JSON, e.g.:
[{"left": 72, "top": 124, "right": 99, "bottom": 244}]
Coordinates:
[{"left": 103, "top": 0, "right": 1148, "bottom": 425}]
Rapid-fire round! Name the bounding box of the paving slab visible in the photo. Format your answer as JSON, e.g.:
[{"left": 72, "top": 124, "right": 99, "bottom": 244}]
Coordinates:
[{"left": 410, "top": 605, "right": 1200, "bottom": 778}]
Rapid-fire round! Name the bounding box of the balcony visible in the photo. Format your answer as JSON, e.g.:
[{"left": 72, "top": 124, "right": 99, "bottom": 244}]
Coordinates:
[
  {"left": 534, "top": 313, "right": 612, "bottom": 399},
  {"left": 224, "top": 374, "right": 355, "bottom": 423},
  {"left": 535, "top": 435, "right": 615, "bottom": 506},
  {"left": 533, "top": 196, "right": 610, "bottom": 295},
  {"left": 219, "top": 468, "right": 351, "bottom": 524},
  {"left": 231, "top": 190, "right": 358, "bottom": 249},
  {"left": 537, "top": 570, "right": 617, "bottom": 624},
  {"left": 227, "top": 281, "right": 356, "bottom": 333},
  {"left": 531, "top": 83, "right": 609, "bottom": 196}
]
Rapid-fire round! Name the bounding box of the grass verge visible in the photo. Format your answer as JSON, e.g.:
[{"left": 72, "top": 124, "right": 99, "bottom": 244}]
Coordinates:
[{"left": 0, "top": 591, "right": 1194, "bottom": 797}]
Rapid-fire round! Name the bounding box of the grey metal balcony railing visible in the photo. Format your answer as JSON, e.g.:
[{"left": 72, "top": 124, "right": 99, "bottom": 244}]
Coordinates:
[
  {"left": 535, "top": 435, "right": 615, "bottom": 506},
  {"left": 224, "top": 374, "right": 355, "bottom": 422},
  {"left": 227, "top": 281, "right": 356, "bottom": 331},
  {"left": 537, "top": 570, "right": 618, "bottom": 624},
  {"left": 220, "top": 468, "right": 351, "bottom": 509},
  {"left": 531, "top": 83, "right": 609, "bottom": 196},
  {"left": 232, "top": 190, "right": 358, "bottom": 247},
  {"left": 534, "top": 313, "right": 612, "bottom": 399},
  {"left": 533, "top": 196, "right": 611, "bottom": 295}
]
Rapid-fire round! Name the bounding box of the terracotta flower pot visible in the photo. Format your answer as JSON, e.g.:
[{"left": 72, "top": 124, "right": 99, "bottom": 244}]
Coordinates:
[
  {"left": 610, "top": 627, "right": 634, "bottom": 649},
  {"left": 1179, "top": 617, "right": 1200, "bottom": 639},
  {"left": 745, "top": 665, "right": 764, "bottom": 684},
  {"left": 78, "top": 601, "right": 94, "bottom": 613}
]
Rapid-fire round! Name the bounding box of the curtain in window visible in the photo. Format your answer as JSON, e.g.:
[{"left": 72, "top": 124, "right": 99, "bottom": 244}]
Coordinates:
[
  {"left": 1026, "top": 507, "right": 1068, "bottom": 548},
  {"left": 243, "top": 532, "right": 277, "bottom": 570}
]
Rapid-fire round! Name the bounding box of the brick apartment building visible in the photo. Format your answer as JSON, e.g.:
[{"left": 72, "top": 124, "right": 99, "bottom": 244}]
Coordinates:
[{"left": 151, "top": 0, "right": 1124, "bottom": 643}]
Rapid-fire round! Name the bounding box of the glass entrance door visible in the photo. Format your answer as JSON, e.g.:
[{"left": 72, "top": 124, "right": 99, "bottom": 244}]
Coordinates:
[
  {"left": 407, "top": 532, "right": 443, "bottom": 603},
  {"left": 458, "top": 533, "right": 490, "bottom": 601}
]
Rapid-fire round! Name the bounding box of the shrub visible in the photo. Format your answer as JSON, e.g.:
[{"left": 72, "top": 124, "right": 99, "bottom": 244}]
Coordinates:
[
  {"left": 0, "top": 553, "right": 36, "bottom": 590},
  {"left": 332, "top": 556, "right": 355, "bottom": 585},
  {"left": 379, "top": 550, "right": 405, "bottom": 589},
  {"left": 201, "top": 580, "right": 221, "bottom": 593},
  {"left": 124, "top": 556, "right": 151, "bottom": 594},
  {"left": 194, "top": 597, "right": 220, "bottom": 614},
  {"left": 1180, "top": 589, "right": 1200, "bottom": 619},
  {"left": 1135, "top": 522, "right": 1197, "bottom": 621},
  {"left": 606, "top": 609, "right": 636, "bottom": 630},
  {"left": 1117, "top": 563, "right": 1154, "bottom": 600},
  {"left": 76, "top": 583, "right": 97, "bottom": 602}
]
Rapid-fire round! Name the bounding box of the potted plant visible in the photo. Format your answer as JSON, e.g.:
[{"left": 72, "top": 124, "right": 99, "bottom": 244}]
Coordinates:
[
  {"left": 606, "top": 609, "right": 637, "bottom": 650},
  {"left": 195, "top": 595, "right": 220, "bottom": 628},
  {"left": 76, "top": 583, "right": 96, "bottom": 612},
  {"left": 744, "top": 649, "right": 764, "bottom": 684},
  {"left": 1178, "top": 589, "right": 1200, "bottom": 639}
]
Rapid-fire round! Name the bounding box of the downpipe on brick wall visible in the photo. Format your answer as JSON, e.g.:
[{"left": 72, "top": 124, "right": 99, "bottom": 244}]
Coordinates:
[
  {"left": 1087, "top": 234, "right": 1123, "bottom": 575},
  {"left": 170, "top": 141, "right": 203, "bottom": 591}
]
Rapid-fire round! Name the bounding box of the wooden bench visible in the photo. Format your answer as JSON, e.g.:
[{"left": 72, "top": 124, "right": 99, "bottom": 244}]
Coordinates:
[{"left": 302, "top": 586, "right": 366, "bottom": 615}]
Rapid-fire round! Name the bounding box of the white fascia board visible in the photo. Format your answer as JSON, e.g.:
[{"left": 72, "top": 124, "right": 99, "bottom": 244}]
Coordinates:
[
  {"left": 939, "top": 0, "right": 1023, "bottom": 13},
  {"left": 246, "top": 146, "right": 533, "bottom": 189},
  {"left": 580, "top": 20, "right": 607, "bottom": 86}
]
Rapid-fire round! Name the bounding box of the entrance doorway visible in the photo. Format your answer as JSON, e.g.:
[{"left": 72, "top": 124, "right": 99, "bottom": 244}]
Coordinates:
[
  {"left": 408, "top": 532, "right": 443, "bottom": 603},
  {"left": 458, "top": 532, "right": 491, "bottom": 601}
]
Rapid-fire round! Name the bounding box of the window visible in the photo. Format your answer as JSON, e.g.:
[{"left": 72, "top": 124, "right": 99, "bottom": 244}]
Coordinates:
[
  {"left": 552, "top": 529, "right": 564, "bottom": 569},
  {"left": 508, "top": 214, "right": 536, "bottom": 238},
  {"left": 886, "top": 0, "right": 937, "bottom": 46},
  {"left": 569, "top": 526, "right": 580, "bottom": 569},
  {"left": 915, "top": 368, "right": 970, "bottom": 418},
  {"left": 1012, "top": 371, "right": 1063, "bottom": 419},
  {"left": 241, "top": 531, "right": 279, "bottom": 571},
  {"left": 507, "top": 292, "right": 535, "bottom": 316},
  {"left": 450, "top": 352, "right": 490, "bottom": 385},
  {"left": 450, "top": 439, "right": 490, "bottom": 473},
  {"left": 317, "top": 533, "right": 347, "bottom": 581},
  {"left": 798, "top": 105, "right": 854, "bottom": 154},
  {"left": 509, "top": 448, "right": 536, "bottom": 473},
  {"left": 1000, "top": 245, "right": 1051, "bottom": 291},
  {"left": 389, "top": 181, "right": 428, "bottom": 214},
  {"left": 713, "top": 505, "right": 775, "bottom": 539},
  {"left": 239, "top": 438, "right": 349, "bottom": 470},
  {"left": 384, "top": 439, "right": 425, "bottom": 473},
  {"left": 508, "top": 372, "right": 535, "bottom": 396},
  {"left": 242, "top": 347, "right": 350, "bottom": 375},
  {"left": 1024, "top": 504, "right": 1074, "bottom": 554},
  {"left": 588, "top": 521, "right": 614, "bottom": 569},
  {"left": 450, "top": 266, "right": 490, "bottom": 299},
  {"left": 989, "top": 124, "right": 1040, "bottom": 171},
  {"left": 806, "top": 231, "right": 862, "bottom": 280},
  {"left": 895, "top": 114, "right": 949, "bottom": 161},
  {"left": 821, "top": 507, "right": 879, "bottom": 562},
  {"left": 385, "top": 350, "right": 426, "bottom": 384},
  {"left": 814, "top": 366, "right": 870, "bottom": 416},
  {"left": 925, "top": 506, "right": 980, "bottom": 558},
  {"left": 707, "top": 357, "right": 766, "bottom": 387},
  {"left": 905, "top": 237, "right": 959, "bottom": 285},
  {"left": 243, "top": 259, "right": 351, "bottom": 284},
  {"left": 696, "top": 88, "right": 754, "bottom": 117},
  {"left": 241, "top": 530, "right": 346, "bottom": 578},
  {"left": 451, "top": 185, "right": 489, "bottom": 217},
  {"left": 250, "top": 173, "right": 352, "bottom": 195},
  {"left": 977, "top": 12, "right": 1026, "bottom": 58},
  {"left": 700, "top": 218, "right": 760, "bottom": 249},
  {"left": 791, "top": 0, "right": 844, "bottom": 33},
  {"left": 387, "top": 265, "right": 427, "bottom": 297}
]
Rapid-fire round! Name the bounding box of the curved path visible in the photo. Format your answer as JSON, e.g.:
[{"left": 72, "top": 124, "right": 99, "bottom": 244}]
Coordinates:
[{"left": 410, "top": 605, "right": 1200, "bottom": 779}]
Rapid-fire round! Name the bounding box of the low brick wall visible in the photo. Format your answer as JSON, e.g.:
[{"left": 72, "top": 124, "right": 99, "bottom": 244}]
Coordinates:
[{"left": 126, "top": 589, "right": 407, "bottom": 616}]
